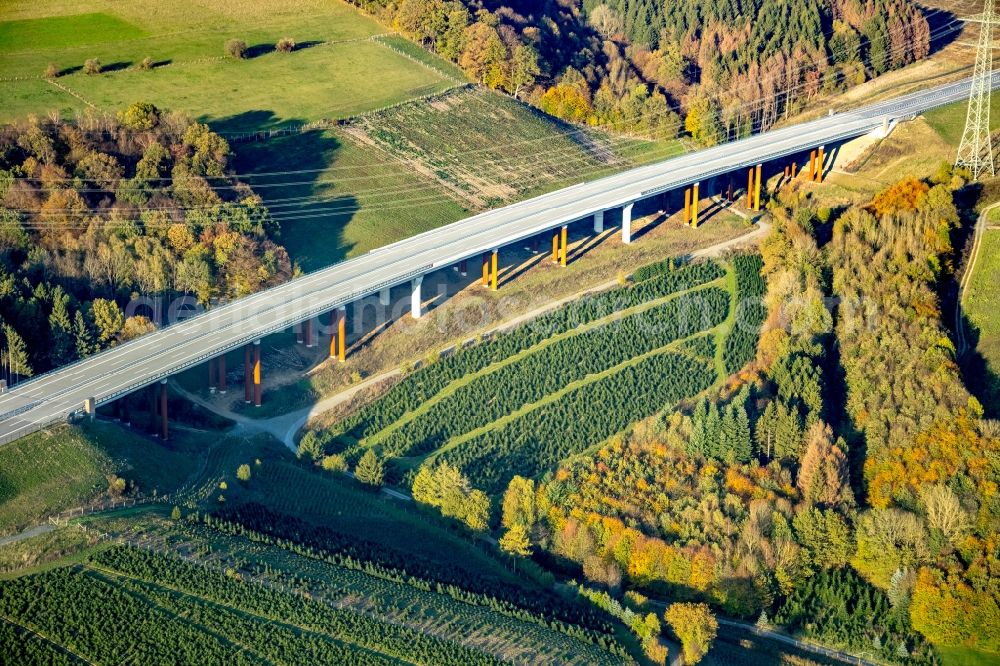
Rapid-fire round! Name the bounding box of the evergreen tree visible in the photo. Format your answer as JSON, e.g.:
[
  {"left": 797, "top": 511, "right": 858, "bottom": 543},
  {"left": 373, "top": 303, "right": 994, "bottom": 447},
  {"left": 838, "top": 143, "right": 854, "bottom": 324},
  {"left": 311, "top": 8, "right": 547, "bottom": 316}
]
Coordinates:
[
  {"left": 688, "top": 398, "right": 708, "bottom": 456},
  {"left": 73, "top": 310, "right": 95, "bottom": 358},
  {"left": 354, "top": 449, "right": 385, "bottom": 487},
  {"left": 3, "top": 323, "right": 33, "bottom": 379},
  {"left": 48, "top": 288, "right": 76, "bottom": 366}
]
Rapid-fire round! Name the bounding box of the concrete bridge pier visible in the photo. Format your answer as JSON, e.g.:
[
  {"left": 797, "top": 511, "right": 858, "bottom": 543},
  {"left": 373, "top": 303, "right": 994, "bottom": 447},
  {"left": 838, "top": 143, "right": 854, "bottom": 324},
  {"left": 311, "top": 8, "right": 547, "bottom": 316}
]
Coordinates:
[
  {"left": 490, "top": 249, "right": 499, "bottom": 290},
  {"left": 593, "top": 210, "right": 604, "bottom": 233},
  {"left": 560, "top": 225, "right": 568, "bottom": 267},
  {"left": 691, "top": 182, "right": 700, "bottom": 227},
  {"left": 411, "top": 276, "right": 423, "bottom": 318},
  {"left": 252, "top": 340, "right": 262, "bottom": 407},
  {"left": 379, "top": 286, "right": 390, "bottom": 306},
  {"left": 304, "top": 317, "right": 315, "bottom": 348},
  {"left": 328, "top": 307, "right": 346, "bottom": 361},
  {"left": 622, "top": 202, "right": 634, "bottom": 244}
]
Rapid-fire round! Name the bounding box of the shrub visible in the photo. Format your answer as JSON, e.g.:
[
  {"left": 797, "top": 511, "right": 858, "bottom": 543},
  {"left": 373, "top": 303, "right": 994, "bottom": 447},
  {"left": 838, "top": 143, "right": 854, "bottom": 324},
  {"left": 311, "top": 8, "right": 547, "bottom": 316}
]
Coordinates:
[
  {"left": 321, "top": 454, "right": 348, "bottom": 472},
  {"left": 236, "top": 464, "right": 251, "bottom": 482},
  {"left": 116, "top": 102, "right": 160, "bottom": 131},
  {"left": 83, "top": 59, "right": 101, "bottom": 75},
  {"left": 139, "top": 56, "right": 154, "bottom": 71},
  {"left": 44, "top": 63, "right": 58, "bottom": 78},
  {"left": 276, "top": 37, "right": 296, "bottom": 53},
  {"left": 225, "top": 39, "right": 247, "bottom": 59}
]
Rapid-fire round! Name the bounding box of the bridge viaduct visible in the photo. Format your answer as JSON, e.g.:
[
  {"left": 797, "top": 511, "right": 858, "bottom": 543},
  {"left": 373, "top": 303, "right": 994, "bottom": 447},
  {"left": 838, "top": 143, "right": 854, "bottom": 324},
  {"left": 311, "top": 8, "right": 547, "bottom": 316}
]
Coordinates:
[{"left": 0, "top": 73, "right": 994, "bottom": 444}]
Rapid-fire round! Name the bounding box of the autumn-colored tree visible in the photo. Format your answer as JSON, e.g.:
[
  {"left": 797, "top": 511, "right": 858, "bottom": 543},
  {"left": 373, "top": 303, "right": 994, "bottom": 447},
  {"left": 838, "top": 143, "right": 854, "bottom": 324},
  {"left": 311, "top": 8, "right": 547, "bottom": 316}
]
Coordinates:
[
  {"left": 501, "top": 475, "right": 537, "bottom": 531},
  {"left": 796, "top": 421, "right": 853, "bottom": 508},
  {"left": 684, "top": 91, "right": 723, "bottom": 146},
  {"left": 868, "top": 178, "right": 929, "bottom": 217},
  {"left": 499, "top": 524, "right": 533, "bottom": 568},
  {"left": 538, "top": 83, "right": 592, "bottom": 123},
  {"left": 664, "top": 602, "right": 717, "bottom": 665},
  {"left": 458, "top": 21, "right": 506, "bottom": 83},
  {"left": 852, "top": 508, "right": 930, "bottom": 588}
]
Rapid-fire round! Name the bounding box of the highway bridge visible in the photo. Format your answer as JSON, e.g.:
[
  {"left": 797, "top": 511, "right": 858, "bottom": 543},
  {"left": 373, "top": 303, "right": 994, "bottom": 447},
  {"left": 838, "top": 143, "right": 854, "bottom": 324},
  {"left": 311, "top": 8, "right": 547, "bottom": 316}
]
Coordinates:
[{"left": 0, "top": 72, "right": 995, "bottom": 444}]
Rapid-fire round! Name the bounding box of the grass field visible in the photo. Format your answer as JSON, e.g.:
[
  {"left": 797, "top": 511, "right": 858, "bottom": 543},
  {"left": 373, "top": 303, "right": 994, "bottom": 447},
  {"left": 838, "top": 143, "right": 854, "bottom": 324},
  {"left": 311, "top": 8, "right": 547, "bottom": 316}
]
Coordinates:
[
  {"left": 0, "top": 426, "right": 112, "bottom": 534},
  {"left": 923, "top": 91, "right": 1000, "bottom": 147},
  {"left": 964, "top": 229, "right": 1000, "bottom": 414},
  {"left": 0, "top": 0, "right": 459, "bottom": 127},
  {"left": 937, "top": 645, "right": 1000, "bottom": 666}
]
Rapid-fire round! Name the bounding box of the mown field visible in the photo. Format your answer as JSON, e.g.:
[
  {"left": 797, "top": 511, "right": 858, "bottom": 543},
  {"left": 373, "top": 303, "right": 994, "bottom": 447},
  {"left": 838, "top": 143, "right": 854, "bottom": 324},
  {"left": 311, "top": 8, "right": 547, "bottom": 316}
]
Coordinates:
[
  {"left": 348, "top": 86, "right": 676, "bottom": 210},
  {"left": 236, "top": 85, "right": 679, "bottom": 270},
  {"left": 922, "top": 91, "right": 1000, "bottom": 147},
  {"left": 303, "top": 255, "right": 764, "bottom": 493},
  {"left": 0, "top": 0, "right": 459, "bottom": 127}
]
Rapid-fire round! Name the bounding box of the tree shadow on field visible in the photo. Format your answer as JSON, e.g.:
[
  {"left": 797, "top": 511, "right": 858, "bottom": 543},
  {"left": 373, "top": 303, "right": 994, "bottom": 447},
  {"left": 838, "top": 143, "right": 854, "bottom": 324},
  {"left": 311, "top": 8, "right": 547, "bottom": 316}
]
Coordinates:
[
  {"left": 959, "top": 316, "right": 1000, "bottom": 418},
  {"left": 926, "top": 9, "right": 961, "bottom": 56},
  {"left": 245, "top": 43, "right": 275, "bottom": 59},
  {"left": 212, "top": 110, "right": 358, "bottom": 273},
  {"left": 101, "top": 61, "right": 131, "bottom": 73}
]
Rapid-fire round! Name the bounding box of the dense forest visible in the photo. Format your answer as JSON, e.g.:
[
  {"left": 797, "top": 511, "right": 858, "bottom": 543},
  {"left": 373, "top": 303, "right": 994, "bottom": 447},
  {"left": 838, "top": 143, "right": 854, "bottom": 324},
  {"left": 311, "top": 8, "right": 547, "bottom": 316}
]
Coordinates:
[
  {"left": 0, "top": 104, "right": 291, "bottom": 378},
  {"left": 497, "top": 172, "right": 1000, "bottom": 662},
  {"left": 346, "top": 0, "right": 929, "bottom": 140}
]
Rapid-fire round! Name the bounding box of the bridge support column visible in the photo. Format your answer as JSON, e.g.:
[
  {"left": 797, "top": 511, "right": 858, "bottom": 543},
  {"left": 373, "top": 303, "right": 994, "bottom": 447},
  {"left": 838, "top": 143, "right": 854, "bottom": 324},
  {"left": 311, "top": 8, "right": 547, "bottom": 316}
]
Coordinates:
[
  {"left": 253, "top": 340, "right": 262, "bottom": 407},
  {"left": 684, "top": 188, "right": 691, "bottom": 224},
  {"left": 244, "top": 345, "right": 252, "bottom": 404},
  {"left": 691, "top": 182, "right": 700, "bottom": 228},
  {"left": 816, "top": 145, "right": 825, "bottom": 183},
  {"left": 491, "top": 250, "right": 499, "bottom": 290},
  {"left": 792, "top": 162, "right": 797, "bottom": 179},
  {"left": 482, "top": 253, "right": 490, "bottom": 284},
  {"left": 459, "top": 259, "right": 467, "bottom": 276},
  {"left": 217, "top": 355, "right": 226, "bottom": 393},
  {"left": 621, "top": 202, "right": 634, "bottom": 244},
  {"left": 295, "top": 323, "right": 303, "bottom": 345},
  {"left": 208, "top": 356, "right": 217, "bottom": 393},
  {"left": 809, "top": 150, "right": 817, "bottom": 181},
  {"left": 784, "top": 166, "right": 790, "bottom": 178},
  {"left": 754, "top": 164, "right": 762, "bottom": 212},
  {"left": 747, "top": 168, "right": 754, "bottom": 207},
  {"left": 337, "top": 307, "right": 346, "bottom": 361},
  {"left": 328, "top": 308, "right": 347, "bottom": 361},
  {"left": 551, "top": 232, "right": 559, "bottom": 262},
  {"left": 159, "top": 379, "right": 169, "bottom": 441},
  {"left": 304, "top": 317, "right": 315, "bottom": 348},
  {"left": 560, "top": 225, "right": 568, "bottom": 267},
  {"left": 411, "top": 276, "right": 423, "bottom": 318},
  {"left": 594, "top": 210, "right": 604, "bottom": 233},
  {"left": 379, "top": 286, "right": 390, "bottom": 306}
]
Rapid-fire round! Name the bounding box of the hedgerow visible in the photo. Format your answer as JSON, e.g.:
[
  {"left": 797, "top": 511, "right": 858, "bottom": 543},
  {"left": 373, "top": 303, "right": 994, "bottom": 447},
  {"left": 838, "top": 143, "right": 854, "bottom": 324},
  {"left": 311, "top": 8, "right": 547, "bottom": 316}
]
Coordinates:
[
  {"left": 91, "top": 545, "right": 505, "bottom": 665},
  {"left": 722, "top": 253, "right": 766, "bottom": 374},
  {"left": 207, "top": 503, "right": 624, "bottom": 641},
  {"left": 377, "top": 287, "right": 729, "bottom": 457},
  {"left": 308, "top": 259, "right": 725, "bottom": 453},
  {"left": 441, "top": 351, "right": 717, "bottom": 492}
]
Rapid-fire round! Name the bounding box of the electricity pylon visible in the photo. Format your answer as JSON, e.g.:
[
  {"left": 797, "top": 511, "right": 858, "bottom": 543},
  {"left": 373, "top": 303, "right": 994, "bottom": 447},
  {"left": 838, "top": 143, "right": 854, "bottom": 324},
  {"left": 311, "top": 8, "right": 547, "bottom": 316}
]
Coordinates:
[{"left": 956, "top": 0, "right": 1000, "bottom": 180}]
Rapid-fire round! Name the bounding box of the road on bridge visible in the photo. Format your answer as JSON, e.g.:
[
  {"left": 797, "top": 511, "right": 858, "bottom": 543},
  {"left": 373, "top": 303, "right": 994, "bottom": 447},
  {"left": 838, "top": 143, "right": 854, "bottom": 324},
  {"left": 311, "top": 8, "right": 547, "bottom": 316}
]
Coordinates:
[{"left": 0, "top": 72, "right": 995, "bottom": 444}]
